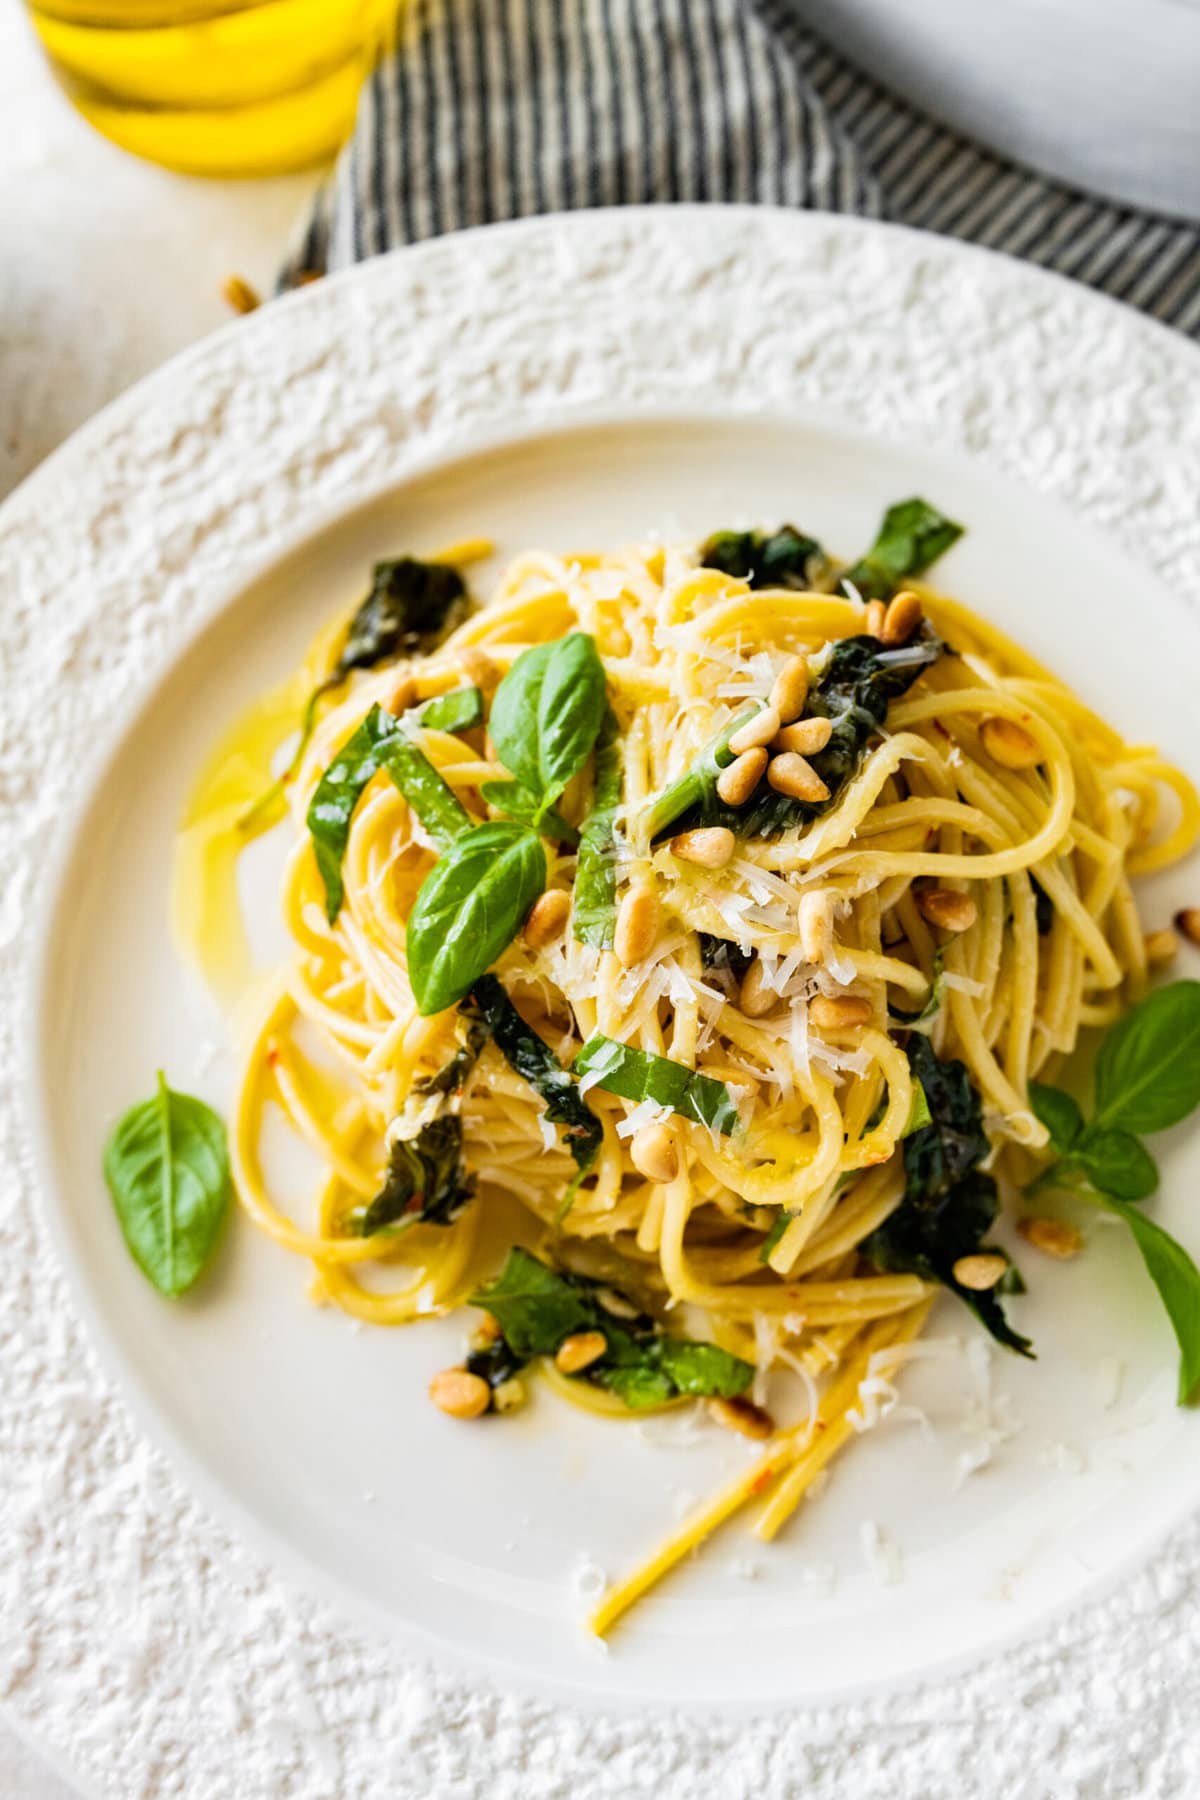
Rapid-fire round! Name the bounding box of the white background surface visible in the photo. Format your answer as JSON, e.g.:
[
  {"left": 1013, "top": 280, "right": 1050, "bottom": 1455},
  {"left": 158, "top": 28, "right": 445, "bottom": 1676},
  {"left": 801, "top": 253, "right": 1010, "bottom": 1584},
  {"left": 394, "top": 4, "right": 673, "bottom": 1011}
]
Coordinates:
[{"left": 0, "top": 5, "right": 320, "bottom": 1791}]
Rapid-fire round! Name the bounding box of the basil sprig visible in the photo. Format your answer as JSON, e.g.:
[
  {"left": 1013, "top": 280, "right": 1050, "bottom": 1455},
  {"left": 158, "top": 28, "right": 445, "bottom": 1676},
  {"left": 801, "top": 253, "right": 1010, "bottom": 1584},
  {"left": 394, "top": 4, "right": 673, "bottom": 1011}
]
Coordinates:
[
  {"left": 488, "top": 633, "right": 607, "bottom": 824},
  {"left": 469, "top": 1248, "right": 753, "bottom": 1411},
  {"left": 1028, "top": 981, "right": 1200, "bottom": 1402},
  {"left": 407, "top": 822, "right": 547, "bottom": 1014},
  {"left": 103, "top": 1074, "right": 231, "bottom": 1298},
  {"left": 307, "top": 704, "right": 470, "bottom": 921},
  {"left": 573, "top": 1036, "right": 741, "bottom": 1135}
]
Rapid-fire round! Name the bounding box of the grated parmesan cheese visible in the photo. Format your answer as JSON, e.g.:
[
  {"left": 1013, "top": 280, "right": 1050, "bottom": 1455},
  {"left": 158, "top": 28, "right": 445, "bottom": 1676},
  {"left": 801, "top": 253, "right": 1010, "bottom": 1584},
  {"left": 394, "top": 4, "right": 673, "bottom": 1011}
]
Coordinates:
[{"left": 860, "top": 1520, "right": 904, "bottom": 1587}]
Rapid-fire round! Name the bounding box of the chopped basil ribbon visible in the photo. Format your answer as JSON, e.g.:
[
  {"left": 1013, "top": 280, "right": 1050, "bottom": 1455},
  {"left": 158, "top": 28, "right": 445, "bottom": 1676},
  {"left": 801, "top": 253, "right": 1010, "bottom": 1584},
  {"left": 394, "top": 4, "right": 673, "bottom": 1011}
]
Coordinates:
[
  {"left": 572, "top": 705, "right": 623, "bottom": 948},
  {"left": 573, "top": 1036, "right": 741, "bottom": 1135}
]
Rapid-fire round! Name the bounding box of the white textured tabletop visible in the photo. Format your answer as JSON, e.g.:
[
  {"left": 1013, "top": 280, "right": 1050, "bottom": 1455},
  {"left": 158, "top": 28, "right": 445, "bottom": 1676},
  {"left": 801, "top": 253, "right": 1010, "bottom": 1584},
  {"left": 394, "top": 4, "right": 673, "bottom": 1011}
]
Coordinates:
[{"left": 0, "top": 8, "right": 318, "bottom": 1791}]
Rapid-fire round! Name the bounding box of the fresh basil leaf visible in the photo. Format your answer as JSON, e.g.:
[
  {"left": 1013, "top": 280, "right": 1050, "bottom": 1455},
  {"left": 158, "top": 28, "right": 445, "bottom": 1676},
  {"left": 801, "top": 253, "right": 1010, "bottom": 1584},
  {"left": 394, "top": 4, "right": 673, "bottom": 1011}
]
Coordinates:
[
  {"left": 103, "top": 1073, "right": 230, "bottom": 1299},
  {"left": 1095, "top": 1196, "right": 1200, "bottom": 1403},
  {"left": 470, "top": 1248, "right": 754, "bottom": 1412},
  {"left": 572, "top": 706, "right": 623, "bottom": 948},
  {"left": 348, "top": 1116, "right": 474, "bottom": 1235},
  {"left": 1093, "top": 980, "right": 1200, "bottom": 1136},
  {"left": 1070, "top": 1127, "right": 1159, "bottom": 1202},
  {"left": 470, "top": 975, "right": 601, "bottom": 1171},
  {"left": 839, "top": 497, "right": 964, "bottom": 602},
  {"left": 866, "top": 1035, "right": 1031, "bottom": 1356},
  {"left": 407, "top": 822, "right": 546, "bottom": 1015},
  {"left": 489, "top": 633, "right": 607, "bottom": 812},
  {"left": 337, "top": 557, "right": 467, "bottom": 678},
  {"left": 699, "top": 525, "right": 825, "bottom": 590},
  {"left": 573, "top": 1035, "right": 741, "bottom": 1135},
  {"left": 307, "top": 704, "right": 470, "bottom": 920},
  {"left": 307, "top": 704, "right": 399, "bottom": 922},
  {"left": 417, "top": 685, "right": 483, "bottom": 734},
  {"left": 479, "top": 779, "right": 579, "bottom": 845},
  {"left": 1028, "top": 1081, "right": 1084, "bottom": 1153}
]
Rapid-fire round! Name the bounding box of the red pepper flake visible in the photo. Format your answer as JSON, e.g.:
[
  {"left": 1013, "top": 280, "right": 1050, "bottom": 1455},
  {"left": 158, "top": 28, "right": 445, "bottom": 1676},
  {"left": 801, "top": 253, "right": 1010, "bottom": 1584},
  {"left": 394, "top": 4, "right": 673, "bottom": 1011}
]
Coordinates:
[{"left": 748, "top": 1466, "right": 775, "bottom": 1496}]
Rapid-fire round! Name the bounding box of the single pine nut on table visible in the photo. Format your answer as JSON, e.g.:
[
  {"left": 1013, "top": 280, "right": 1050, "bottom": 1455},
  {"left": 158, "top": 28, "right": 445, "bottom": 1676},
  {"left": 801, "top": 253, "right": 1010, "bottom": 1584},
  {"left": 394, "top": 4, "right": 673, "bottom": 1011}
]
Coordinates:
[
  {"left": 951, "top": 1253, "right": 1009, "bottom": 1291},
  {"left": 614, "top": 886, "right": 658, "bottom": 965},
  {"left": 809, "top": 993, "right": 872, "bottom": 1030},
  {"left": 772, "top": 716, "right": 833, "bottom": 756},
  {"left": 768, "top": 655, "right": 809, "bottom": 724},
  {"left": 716, "top": 746, "right": 768, "bottom": 805},
  {"left": 429, "top": 1367, "right": 492, "bottom": 1419},
  {"left": 1018, "top": 1217, "right": 1083, "bottom": 1259},
  {"left": 916, "top": 887, "right": 978, "bottom": 932},
  {"left": 670, "top": 826, "right": 736, "bottom": 868},
  {"left": 980, "top": 714, "right": 1041, "bottom": 769},
  {"left": 767, "top": 751, "right": 830, "bottom": 802},
  {"left": 555, "top": 1330, "right": 608, "bottom": 1375},
  {"left": 523, "top": 888, "right": 571, "bottom": 947},
  {"left": 630, "top": 1123, "right": 680, "bottom": 1184},
  {"left": 880, "top": 589, "right": 923, "bottom": 645},
  {"left": 728, "top": 705, "right": 781, "bottom": 755}
]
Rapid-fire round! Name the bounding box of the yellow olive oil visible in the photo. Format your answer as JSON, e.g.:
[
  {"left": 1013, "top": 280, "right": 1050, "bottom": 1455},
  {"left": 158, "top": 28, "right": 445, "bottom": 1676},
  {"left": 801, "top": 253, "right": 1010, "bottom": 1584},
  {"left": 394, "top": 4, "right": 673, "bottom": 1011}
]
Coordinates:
[{"left": 28, "top": 0, "right": 394, "bottom": 176}]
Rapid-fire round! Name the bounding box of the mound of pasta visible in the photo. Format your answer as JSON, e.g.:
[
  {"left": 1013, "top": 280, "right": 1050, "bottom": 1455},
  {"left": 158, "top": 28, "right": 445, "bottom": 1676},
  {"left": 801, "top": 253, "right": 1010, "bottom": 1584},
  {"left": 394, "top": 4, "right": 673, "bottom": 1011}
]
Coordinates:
[{"left": 174, "top": 499, "right": 1200, "bottom": 1634}]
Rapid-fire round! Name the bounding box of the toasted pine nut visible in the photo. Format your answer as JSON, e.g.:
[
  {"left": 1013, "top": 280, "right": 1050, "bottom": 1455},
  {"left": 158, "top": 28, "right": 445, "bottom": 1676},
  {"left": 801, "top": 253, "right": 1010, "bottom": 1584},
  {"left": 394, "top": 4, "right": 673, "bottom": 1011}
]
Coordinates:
[
  {"left": 1175, "top": 908, "right": 1200, "bottom": 948},
  {"left": 809, "top": 993, "right": 872, "bottom": 1031},
  {"left": 708, "top": 1395, "right": 775, "bottom": 1440},
  {"left": 769, "top": 655, "right": 809, "bottom": 725},
  {"left": 739, "top": 958, "right": 777, "bottom": 1018},
  {"left": 492, "top": 1377, "right": 526, "bottom": 1413},
  {"left": 980, "top": 715, "right": 1041, "bottom": 770},
  {"left": 916, "top": 887, "right": 978, "bottom": 933},
  {"left": 716, "top": 747, "right": 768, "bottom": 806},
  {"left": 221, "top": 273, "right": 261, "bottom": 314},
  {"left": 767, "top": 751, "right": 830, "bottom": 802},
  {"left": 880, "top": 589, "right": 923, "bottom": 646},
  {"left": 555, "top": 1330, "right": 608, "bottom": 1375},
  {"left": 523, "top": 888, "right": 571, "bottom": 948},
  {"left": 615, "top": 887, "right": 658, "bottom": 966},
  {"left": 429, "top": 1367, "right": 491, "bottom": 1418},
  {"left": 470, "top": 1311, "right": 501, "bottom": 1350},
  {"left": 864, "top": 599, "right": 886, "bottom": 637},
  {"left": 951, "top": 1253, "right": 1009, "bottom": 1291},
  {"left": 772, "top": 717, "right": 833, "bottom": 756},
  {"left": 798, "top": 890, "right": 836, "bottom": 963},
  {"left": 1144, "top": 928, "right": 1179, "bottom": 966},
  {"left": 1018, "top": 1216, "right": 1082, "bottom": 1260},
  {"left": 671, "top": 826, "right": 736, "bottom": 869},
  {"left": 728, "top": 705, "right": 781, "bottom": 756},
  {"left": 458, "top": 645, "right": 499, "bottom": 690},
  {"left": 630, "top": 1124, "right": 680, "bottom": 1184}
]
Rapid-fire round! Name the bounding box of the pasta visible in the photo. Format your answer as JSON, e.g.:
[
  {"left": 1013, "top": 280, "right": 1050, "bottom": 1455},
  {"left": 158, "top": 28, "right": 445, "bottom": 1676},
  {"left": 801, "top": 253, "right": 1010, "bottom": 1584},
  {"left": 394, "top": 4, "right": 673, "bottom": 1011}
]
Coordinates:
[{"left": 175, "top": 511, "right": 1199, "bottom": 1635}]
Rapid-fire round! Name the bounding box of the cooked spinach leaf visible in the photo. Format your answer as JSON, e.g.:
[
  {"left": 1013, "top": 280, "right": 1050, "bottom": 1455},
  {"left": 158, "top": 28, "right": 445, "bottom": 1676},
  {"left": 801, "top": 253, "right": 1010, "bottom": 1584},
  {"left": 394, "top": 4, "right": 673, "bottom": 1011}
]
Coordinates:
[
  {"left": 572, "top": 706, "right": 623, "bottom": 949},
  {"left": 416, "top": 1000, "right": 489, "bottom": 1097},
  {"left": 700, "top": 525, "right": 825, "bottom": 590},
  {"left": 338, "top": 557, "right": 467, "bottom": 677},
  {"left": 698, "top": 932, "right": 753, "bottom": 984},
  {"left": 470, "top": 975, "right": 602, "bottom": 1171},
  {"left": 103, "top": 1073, "right": 231, "bottom": 1298},
  {"left": 864, "top": 1034, "right": 1031, "bottom": 1355},
  {"left": 349, "top": 1116, "right": 474, "bottom": 1235},
  {"left": 839, "top": 498, "right": 963, "bottom": 602},
  {"left": 407, "top": 821, "right": 546, "bottom": 1015},
  {"left": 573, "top": 1036, "right": 741, "bottom": 1135},
  {"left": 652, "top": 628, "right": 944, "bottom": 841},
  {"left": 470, "top": 1247, "right": 754, "bottom": 1411}
]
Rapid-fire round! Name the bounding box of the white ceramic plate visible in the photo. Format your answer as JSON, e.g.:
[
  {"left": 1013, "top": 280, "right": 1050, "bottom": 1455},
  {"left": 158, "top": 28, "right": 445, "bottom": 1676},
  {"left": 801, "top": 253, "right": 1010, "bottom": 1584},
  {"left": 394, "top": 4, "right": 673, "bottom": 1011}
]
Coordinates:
[{"left": 5, "top": 209, "right": 1200, "bottom": 1799}]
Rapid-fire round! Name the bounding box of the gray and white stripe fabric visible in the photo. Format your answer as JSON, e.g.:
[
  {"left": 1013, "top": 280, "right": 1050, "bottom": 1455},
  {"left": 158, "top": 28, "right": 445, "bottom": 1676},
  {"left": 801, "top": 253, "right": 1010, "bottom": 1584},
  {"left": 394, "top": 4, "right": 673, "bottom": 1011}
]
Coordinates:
[{"left": 286, "top": 0, "right": 1200, "bottom": 339}]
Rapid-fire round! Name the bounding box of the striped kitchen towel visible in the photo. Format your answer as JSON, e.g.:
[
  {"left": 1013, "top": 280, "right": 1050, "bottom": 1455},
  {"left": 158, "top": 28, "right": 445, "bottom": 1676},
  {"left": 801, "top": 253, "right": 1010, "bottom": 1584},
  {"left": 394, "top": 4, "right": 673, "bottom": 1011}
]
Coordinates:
[{"left": 285, "top": 0, "right": 1200, "bottom": 338}]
